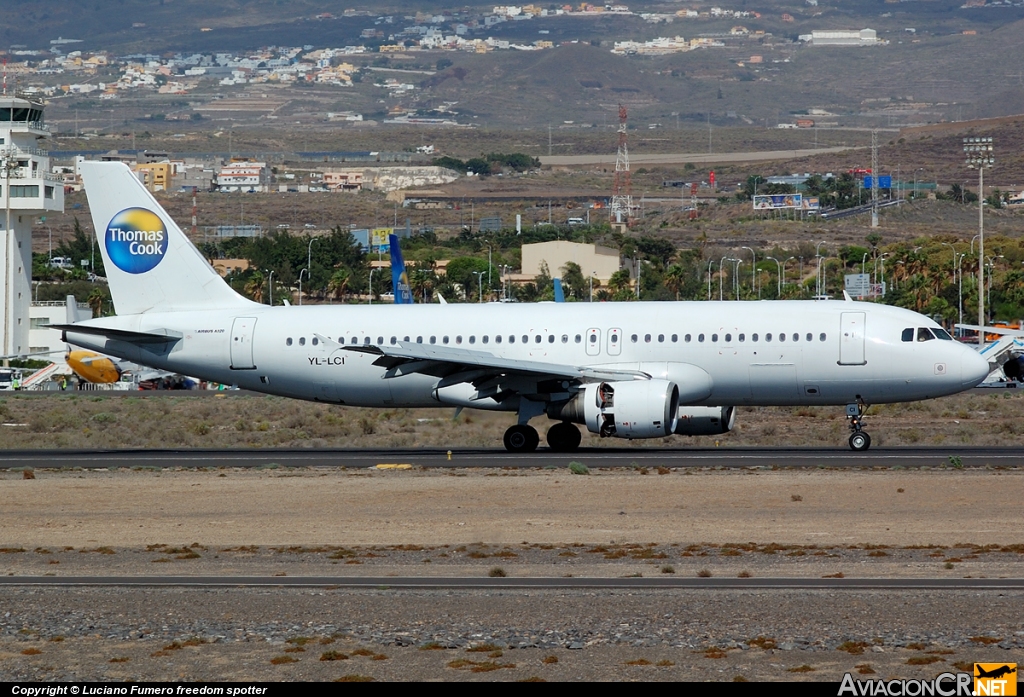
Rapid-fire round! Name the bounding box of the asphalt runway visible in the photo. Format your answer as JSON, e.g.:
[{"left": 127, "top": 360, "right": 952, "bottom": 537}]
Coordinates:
[
  {"left": 3, "top": 576, "right": 1023, "bottom": 590},
  {"left": 0, "top": 446, "right": 1021, "bottom": 470}
]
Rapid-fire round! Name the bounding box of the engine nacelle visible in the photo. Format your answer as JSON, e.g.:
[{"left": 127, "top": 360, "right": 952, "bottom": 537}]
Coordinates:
[
  {"left": 673, "top": 406, "right": 736, "bottom": 436},
  {"left": 550, "top": 379, "right": 680, "bottom": 439}
]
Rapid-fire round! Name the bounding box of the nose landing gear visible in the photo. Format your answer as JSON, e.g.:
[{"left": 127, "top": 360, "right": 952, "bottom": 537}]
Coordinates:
[{"left": 846, "top": 402, "right": 871, "bottom": 451}]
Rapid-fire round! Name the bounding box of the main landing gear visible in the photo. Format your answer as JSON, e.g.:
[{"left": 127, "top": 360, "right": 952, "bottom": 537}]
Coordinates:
[
  {"left": 546, "top": 422, "right": 582, "bottom": 452},
  {"left": 503, "top": 424, "right": 540, "bottom": 452},
  {"left": 501, "top": 422, "right": 582, "bottom": 453},
  {"left": 846, "top": 402, "right": 871, "bottom": 452}
]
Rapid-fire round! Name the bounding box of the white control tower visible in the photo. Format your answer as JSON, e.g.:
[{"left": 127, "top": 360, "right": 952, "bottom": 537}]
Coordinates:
[{"left": 1, "top": 96, "right": 64, "bottom": 359}]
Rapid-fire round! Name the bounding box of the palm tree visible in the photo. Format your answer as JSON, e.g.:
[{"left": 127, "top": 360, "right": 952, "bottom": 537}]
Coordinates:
[
  {"left": 327, "top": 268, "right": 351, "bottom": 302},
  {"left": 243, "top": 271, "right": 265, "bottom": 304},
  {"left": 87, "top": 289, "right": 105, "bottom": 318},
  {"left": 664, "top": 264, "right": 687, "bottom": 301}
]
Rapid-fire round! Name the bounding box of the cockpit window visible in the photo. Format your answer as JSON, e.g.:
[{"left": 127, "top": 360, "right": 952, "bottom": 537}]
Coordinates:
[
  {"left": 902, "top": 328, "right": 914, "bottom": 342},
  {"left": 933, "top": 327, "right": 953, "bottom": 341},
  {"left": 917, "top": 327, "right": 935, "bottom": 342}
]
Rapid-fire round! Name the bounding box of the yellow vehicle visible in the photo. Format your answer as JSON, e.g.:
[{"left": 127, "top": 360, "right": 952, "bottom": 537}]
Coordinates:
[{"left": 66, "top": 350, "right": 122, "bottom": 384}]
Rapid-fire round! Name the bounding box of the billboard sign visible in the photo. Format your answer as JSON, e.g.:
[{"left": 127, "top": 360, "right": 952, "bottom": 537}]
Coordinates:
[
  {"left": 802, "top": 196, "right": 820, "bottom": 211},
  {"left": 845, "top": 273, "right": 871, "bottom": 297},
  {"left": 753, "top": 193, "right": 802, "bottom": 210},
  {"left": 863, "top": 176, "right": 893, "bottom": 190},
  {"left": 371, "top": 227, "right": 392, "bottom": 251}
]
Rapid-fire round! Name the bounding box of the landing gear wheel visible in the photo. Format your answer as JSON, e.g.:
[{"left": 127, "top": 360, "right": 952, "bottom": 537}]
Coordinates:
[
  {"left": 546, "top": 422, "right": 582, "bottom": 452},
  {"left": 503, "top": 424, "right": 540, "bottom": 453},
  {"left": 849, "top": 431, "right": 871, "bottom": 452}
]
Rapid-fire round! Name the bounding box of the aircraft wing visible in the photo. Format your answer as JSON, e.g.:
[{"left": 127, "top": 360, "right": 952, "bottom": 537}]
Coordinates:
[{"left": 343, "top": 342, "right": 650, "bottom": 383}]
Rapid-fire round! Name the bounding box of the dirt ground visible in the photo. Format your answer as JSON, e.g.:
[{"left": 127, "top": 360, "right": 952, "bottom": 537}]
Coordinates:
[{"left": 1, "top": 388, "right": 1023, "bottom": 449}]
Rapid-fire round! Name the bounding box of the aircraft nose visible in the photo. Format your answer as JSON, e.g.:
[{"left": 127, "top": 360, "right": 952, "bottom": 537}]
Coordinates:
[{"left": 961, "top": 347, "right": 990, "bottom": 387}]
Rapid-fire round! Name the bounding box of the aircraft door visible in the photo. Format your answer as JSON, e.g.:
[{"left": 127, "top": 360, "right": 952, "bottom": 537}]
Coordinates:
[
  {"left": 838, "top": 312, "right": 866, "bottom": 366},
  {"left": 586, "top": 328, "right": 601, "bottom": 357},
  {"left": 230, "top": 317, "right": 257, "bottom": 370},
  {"left": 607, "top": 328, "right": 622, "bottom": 356}
]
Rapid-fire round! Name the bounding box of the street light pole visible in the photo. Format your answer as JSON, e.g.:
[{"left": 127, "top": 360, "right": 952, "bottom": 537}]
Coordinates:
[
  {"left": 298, "top": 268, "right": 307, "bottom": 307},
  {"left": 964, "top": 136, "right": 994, "bottom": 345},
  {"left": 305, "top": 237, "right": 319, "bottom": 305},
  {"left": 472, "top": 271, "right": 484, "bottom": 303},
  {"left": 368, "top": 268, "right": 376, "bottom": 305},
  {"left": 742, "top": 246, "right": 755, "bottom": 298}
]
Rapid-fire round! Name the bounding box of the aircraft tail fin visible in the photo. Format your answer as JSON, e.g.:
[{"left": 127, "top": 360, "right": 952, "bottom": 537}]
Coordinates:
[
  {"left": 66, "top": 295, "right": 83, "bottom": 323},
  {"left": 80, "top": 161, "right": 254, "bottom": 315},
  {"left": 389, "top": 233, "right": 413, "bottom": 304},
  {"left": 553, "top": 278, "right": 565, "bottom": 303}
]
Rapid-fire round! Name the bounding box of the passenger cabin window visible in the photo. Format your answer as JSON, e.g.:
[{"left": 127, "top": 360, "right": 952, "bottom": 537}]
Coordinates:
[
  {"left": 724, "top": 334, "right": 731, "bottom": 342},
  {"left": 416, "top": 336, "right": 423, "bottom": 343},
  {"left": 456, "top": 336, "right": 463, "bottom": 344},
  {"left": 645, "top": 334, "right": 652, "bottom": 343},
  {"left": 312, "top": 337, "right": 319, "bottom": 346},
  {"left": 685, "top": 334, "right": 691, "bottom": 343},
  {"left": 444, "top": 336, "right": 450, "bottom": 344},
  {"left": 698, "top": 334, "right": 705, "bottom": 343},
  {"left": 496, "top": 335, "right": 502, "bottom": 344},
  {"left": 671, "top": 334, "right": 678, "bottom": 343},
  {"left": 522, "top": 335, "right": 528, "bottom": 343},
  {"left": 299, "top": 337, "right": 306, "bottom": 346},
  {"left": 739, "top": 334, "right": 745, "bottom": 342},
  {"left": 469, "top": 336, "right": 476, "bottom": 344},
  {"left": 792, "top": 333, "right": 798, "bottom": 342},
  {"left": 917, "top": 327, "right": 935, "bottom": 342},
  {"left": 510, "top": 336, "right": 516, "bottom": 344},
  {"left": 534, "top": 335, "right": 541, "bottom": 343},
  {"left": 483, "top": 336, "right": 489, "bottom": 344},
  {"left": 631, "top": 334, "right": 638, "bottom": 343},
  {"left": 766, "top": 333, "right": 773, "bottom": 342},
  {"left": 658, "top": 334, "right": 665, "bottom": 343},
  {"left": 562, "top": 335, "right": 569, "bottom": 343},
  {"left": 712, "top": 334, "right": 718, "bottom": 342},
  {"left": 548, "top": 335, "right": 555, "bottom": 343},
  {"left": 430, "top": 336, "right": 437, "bottom": 344},
  {"left": 377, "top": 336, "right": 383, "bottom": 344},
  {"left": 391, "top": 337, "right": 397, "bottom": 345},
  {"left": 752, "top": 333, "right": 758, "bottom": 342},
  {"left": 575, "top": 335, "right": 582, "bottom": 343},
  {"left": 286, "top": 338, "right": 293, "bottom": 346},
  {"left": 779, "top": 333, "right": 786, "bottom": 342},
  {"left": 819, "top": 333, "right": 826, "bottom": 342},
  {"left": 806, "top": 333, "right": 812, "bottom": 342}
]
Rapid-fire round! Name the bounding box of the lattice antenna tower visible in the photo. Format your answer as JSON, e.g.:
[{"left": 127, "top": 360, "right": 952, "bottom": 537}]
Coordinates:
[{"left": 611, "top": 104, "right": 633, "bottom": 222}]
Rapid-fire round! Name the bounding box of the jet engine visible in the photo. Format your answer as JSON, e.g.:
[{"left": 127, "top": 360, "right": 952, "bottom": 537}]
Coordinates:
[
  {"left": 549, "top": 379, "right": 680, "bottom": 439},
  {"left": 673, "top": 406, "right": 735, "bottom": 436}
]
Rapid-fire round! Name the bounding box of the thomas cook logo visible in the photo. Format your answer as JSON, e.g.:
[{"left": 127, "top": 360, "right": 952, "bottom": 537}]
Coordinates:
[
  {"left": 105, "top": 207, "right": 167, "bottom": 274},
  {"left": 975, "top": 664, "right": 1017, "bottom": 696}
]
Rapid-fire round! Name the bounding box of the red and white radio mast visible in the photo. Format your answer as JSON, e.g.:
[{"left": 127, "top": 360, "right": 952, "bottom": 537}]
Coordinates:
[{"left": 610, "top": 104, "right": 634, "bottom": 223}]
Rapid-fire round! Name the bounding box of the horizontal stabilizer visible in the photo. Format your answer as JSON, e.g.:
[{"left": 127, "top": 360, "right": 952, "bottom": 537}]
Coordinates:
[{"left": 52, "top": 324, "right": 182, "bottom": 345}]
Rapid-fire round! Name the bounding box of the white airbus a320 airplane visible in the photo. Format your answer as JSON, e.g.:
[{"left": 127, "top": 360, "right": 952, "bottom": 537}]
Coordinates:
[{"left": 59, "top": 162, "right": 990, "bottom": 452}]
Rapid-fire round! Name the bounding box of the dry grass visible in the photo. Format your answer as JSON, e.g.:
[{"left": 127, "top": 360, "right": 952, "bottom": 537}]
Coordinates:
[{"left": 3, "top": 390, "right": 1024, "bottom": 451}]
